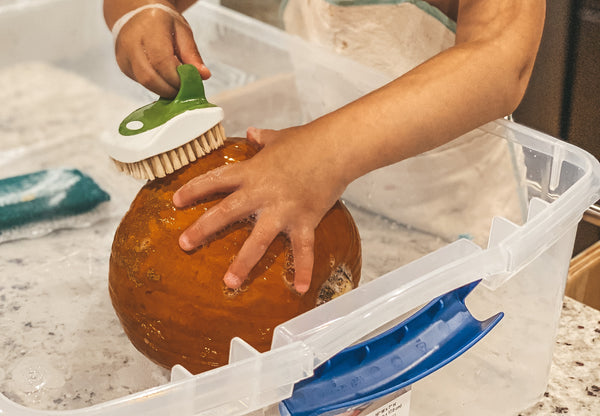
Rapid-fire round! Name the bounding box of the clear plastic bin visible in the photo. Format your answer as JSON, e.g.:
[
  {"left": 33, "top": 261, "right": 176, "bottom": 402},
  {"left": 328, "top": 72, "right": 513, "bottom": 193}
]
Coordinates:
[{"left": 0, "top": 1, "right": 599, "bottom": 415}]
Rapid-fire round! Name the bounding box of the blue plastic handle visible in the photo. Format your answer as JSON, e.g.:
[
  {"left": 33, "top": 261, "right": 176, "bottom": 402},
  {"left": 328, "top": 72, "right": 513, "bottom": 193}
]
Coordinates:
[{"left": 280, "top": 280, "right": 503, "bottom": 416}]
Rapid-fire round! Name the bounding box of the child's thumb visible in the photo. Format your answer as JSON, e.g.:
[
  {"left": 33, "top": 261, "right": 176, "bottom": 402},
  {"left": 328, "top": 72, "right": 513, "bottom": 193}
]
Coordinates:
[{"left": 246, "top": 127, "right": 278, "bottom": 148}]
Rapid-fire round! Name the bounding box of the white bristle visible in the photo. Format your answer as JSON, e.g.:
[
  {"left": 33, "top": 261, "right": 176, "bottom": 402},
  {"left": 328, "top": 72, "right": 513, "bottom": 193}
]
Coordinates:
[
  {"left": 206, "top": 129, "right": 218, "bottom": 149},
  {"left": 184, "top": 143, "right": 196, "bottom": 162},
  {"left": 200, "top": 134, "right": 211, "bottom": 152},
  {"left": 191, "top": 139, "right": 204, "bottom": 157},
  {"left": 161, "top": 152, "right": 174, "bottom": 174},
  {"left": 178, "top": 147, "right": 189, "bottom": 165},
  {"left": 142, "top": 160, "right": 155, "bottom": 180},
  {"left": 152, "top": 155, "right": 166, "bottom": 178},
  {"left": 111, "top": 123, "right": 226, "bottom": 181},
  {"left": 170, "top": 150, "right": 182, "bottom": 170}
]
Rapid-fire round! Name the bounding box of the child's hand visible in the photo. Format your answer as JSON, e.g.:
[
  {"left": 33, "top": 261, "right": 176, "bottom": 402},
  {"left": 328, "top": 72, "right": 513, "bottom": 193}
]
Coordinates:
[
  {"left": 114, "top": 7, "right": 210, "bottom": 98},
  {"left": 172, "top": 126, "right": 348, "bottom": 294}
]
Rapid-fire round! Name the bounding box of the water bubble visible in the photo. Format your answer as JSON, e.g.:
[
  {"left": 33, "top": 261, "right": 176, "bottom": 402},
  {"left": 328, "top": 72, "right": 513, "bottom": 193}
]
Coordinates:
[{"left": 10, "top": 357, "right": 65, "bottom": 393}]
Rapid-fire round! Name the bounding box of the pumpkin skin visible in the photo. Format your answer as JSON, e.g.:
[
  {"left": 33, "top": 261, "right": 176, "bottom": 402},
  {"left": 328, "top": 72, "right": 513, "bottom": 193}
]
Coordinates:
[{"left": 109, "top": 138, "right": 361, "bottom": 373}]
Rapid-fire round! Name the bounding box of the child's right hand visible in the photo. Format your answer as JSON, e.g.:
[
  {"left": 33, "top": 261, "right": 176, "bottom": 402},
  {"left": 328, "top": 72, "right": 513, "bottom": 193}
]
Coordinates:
[{"left": 113, "top": 6, "right": 210, "bottom": 98}]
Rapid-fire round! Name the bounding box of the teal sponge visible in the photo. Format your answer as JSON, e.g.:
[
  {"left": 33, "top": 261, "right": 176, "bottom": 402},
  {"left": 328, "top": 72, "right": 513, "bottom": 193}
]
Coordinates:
[{"left": 0, "top": 168, "right": 110, "bottom": 233}]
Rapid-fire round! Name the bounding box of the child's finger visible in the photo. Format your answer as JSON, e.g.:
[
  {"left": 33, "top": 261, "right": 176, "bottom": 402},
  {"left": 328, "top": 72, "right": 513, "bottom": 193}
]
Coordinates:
[
  {"left": 143, "top": 26, "right": 183, "bottom": 90},
  {"left": 129, "top": 46, "right": 178, "bottom": 97},
  {"left": 175, "top": 22, "right": 211, "bottom": 79},
  {"left": 290, "top": 227, "right": 315, "bottom": 294},
  {"left": 246, "top": 127, "right": 279, "bottom": 148},
  {"left": 178, "top": 191, "right": 254, "bottom": 251},
  {"left": 172, "top": 165, "right": 242, "bottom": 208},
  {"left": 115, "top": 51, "right": 134, "bottom": 83},
  {"left": 223, "top": 216, "right": 282, "bottom": 289}
]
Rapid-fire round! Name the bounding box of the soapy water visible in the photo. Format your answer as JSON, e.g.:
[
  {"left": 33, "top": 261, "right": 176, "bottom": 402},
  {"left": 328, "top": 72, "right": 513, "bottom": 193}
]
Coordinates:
[{"left": 9, "top": 357, "right": 65, "bottom": 394}]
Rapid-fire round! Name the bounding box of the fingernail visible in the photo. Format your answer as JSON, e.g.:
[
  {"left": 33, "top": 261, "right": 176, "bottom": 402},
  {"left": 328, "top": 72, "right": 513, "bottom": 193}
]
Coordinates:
[
  {"left": 246, "top": 127, "right": 263, "bottom": 147},
  {"left": 172, "top": 191, "right": 181, "bottom": 206},
  {"left": 199, "top": 64, "right": 211, "bottom": 78},
  {"left": 173, "top": 190, "right": 187, "bottom": 208},
  {"left": 179, "top": 234, "right": 195, "bottom": 251},
  {"left": 224, "top": 271, "right": 244, "bottom": 289},
  {"left": 295, "top": 282, "right": 310, "bottom": 294}
]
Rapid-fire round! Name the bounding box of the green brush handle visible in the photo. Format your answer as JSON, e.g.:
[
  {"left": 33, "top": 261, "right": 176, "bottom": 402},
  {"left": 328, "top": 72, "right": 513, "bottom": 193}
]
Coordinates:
[{"left": 119, "top": 64, "right": 216, "bottom": 136}]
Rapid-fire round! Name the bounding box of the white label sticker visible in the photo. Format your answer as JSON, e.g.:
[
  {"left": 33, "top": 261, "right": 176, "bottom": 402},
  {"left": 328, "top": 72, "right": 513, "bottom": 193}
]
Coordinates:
[
  {"left": 362, "top": 389, "right": 412, "bottom": 416},
  {"left": 325, "top": 388, "right": 412, "bottom": 416}
]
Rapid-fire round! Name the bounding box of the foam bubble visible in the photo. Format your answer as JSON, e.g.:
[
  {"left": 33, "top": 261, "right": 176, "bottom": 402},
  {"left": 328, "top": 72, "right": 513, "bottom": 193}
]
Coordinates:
[{"left": 10, "top": 357, "right": 65, "bottom": 393}]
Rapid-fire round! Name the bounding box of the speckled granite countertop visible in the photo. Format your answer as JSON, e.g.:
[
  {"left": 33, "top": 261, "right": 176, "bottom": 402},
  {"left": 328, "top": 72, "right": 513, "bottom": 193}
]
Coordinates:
[{"left": 519, "top": 297, "right": 600, "bottom": 415}]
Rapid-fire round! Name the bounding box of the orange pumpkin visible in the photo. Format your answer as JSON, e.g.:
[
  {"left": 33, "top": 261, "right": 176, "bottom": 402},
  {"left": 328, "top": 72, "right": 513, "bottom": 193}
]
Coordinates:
[{"left": 109, "top": 138, "right": 361, "bottom": 373}]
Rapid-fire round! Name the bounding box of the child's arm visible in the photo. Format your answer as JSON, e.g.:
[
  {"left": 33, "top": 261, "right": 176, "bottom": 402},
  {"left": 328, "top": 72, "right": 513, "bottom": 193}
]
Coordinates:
[
  {"left": 103, "top": 0, "right": 206, "bottom": 97},
  {"left": 173, "top": 0, "right": 546, "bottom": 294}
]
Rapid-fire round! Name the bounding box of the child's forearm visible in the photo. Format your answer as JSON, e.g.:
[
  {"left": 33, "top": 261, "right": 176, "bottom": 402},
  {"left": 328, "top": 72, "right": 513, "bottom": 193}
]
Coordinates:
[{"left": 307, "top": 0, "right": 546, "bottom": 186}]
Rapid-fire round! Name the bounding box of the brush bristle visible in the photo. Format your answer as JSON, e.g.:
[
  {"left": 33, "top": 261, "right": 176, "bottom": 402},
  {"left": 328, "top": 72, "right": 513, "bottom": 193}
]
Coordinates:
[{"left": 112, "top": 123, "right": 226, "bottom": 181}]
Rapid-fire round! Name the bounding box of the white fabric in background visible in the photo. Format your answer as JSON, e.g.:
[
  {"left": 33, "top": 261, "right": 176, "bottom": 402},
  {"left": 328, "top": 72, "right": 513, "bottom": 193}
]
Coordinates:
[{"left": 283, "top": 0, "right": 455, "bottom": 76}]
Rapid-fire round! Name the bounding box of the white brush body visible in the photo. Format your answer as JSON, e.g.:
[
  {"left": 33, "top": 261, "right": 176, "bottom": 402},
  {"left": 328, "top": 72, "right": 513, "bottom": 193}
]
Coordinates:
[{"left": 103, "top": 106, "right": 224, "bottom": 163}]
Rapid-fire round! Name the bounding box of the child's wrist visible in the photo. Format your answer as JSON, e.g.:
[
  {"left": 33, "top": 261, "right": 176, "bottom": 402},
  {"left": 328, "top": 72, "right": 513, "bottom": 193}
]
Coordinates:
[{"left": 111, "top": 3, "right": 185, "bottom": 45}]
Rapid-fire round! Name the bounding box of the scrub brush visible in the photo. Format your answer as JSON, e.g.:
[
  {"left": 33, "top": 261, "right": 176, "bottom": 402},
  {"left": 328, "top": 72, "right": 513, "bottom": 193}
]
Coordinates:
[{"left": 102, "top": 64, "right": 225, "bottom": 180}]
